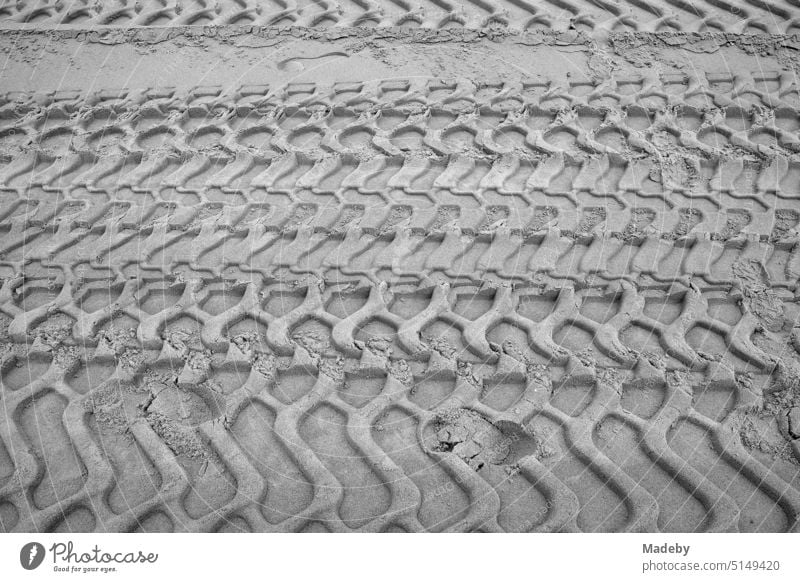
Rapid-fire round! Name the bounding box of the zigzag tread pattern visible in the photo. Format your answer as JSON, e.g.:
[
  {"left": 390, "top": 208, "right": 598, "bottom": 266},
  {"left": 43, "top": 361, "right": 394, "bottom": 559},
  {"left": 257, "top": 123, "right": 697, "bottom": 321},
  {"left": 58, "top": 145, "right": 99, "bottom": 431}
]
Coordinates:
[
  {"left": 3, "top": 0, "right": 800, "bottom": 34},
  {"left": 1, "top": 81, "right": 800, "bottom": 533}
]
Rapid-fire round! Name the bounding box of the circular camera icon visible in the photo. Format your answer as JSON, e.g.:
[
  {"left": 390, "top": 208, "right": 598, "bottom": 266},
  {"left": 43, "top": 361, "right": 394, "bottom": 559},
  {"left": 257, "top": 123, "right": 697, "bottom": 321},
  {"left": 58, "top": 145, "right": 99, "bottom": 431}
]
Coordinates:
[{"left": 20, "top": 542, "right": 46, "bottom": 570}]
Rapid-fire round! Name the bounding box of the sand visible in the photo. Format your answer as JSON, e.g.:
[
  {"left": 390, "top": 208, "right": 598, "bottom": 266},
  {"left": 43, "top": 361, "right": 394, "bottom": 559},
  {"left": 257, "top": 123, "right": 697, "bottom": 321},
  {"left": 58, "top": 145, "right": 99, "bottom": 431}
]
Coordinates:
[{"left": 0, "top": 0, "right": 799, "bottom": 532}]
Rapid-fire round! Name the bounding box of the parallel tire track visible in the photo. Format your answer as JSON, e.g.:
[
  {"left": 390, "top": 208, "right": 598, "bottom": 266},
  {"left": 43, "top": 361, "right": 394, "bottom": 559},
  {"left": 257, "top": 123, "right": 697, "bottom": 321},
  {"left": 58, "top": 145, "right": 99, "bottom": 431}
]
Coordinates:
[{"left": 1, "top": 54, "right": 800, "bottom": 533}]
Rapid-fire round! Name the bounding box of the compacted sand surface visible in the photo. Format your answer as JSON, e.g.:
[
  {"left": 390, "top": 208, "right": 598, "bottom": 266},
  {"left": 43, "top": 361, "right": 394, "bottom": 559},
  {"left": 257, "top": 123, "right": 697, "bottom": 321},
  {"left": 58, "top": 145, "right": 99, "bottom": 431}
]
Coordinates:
[{"left": 1, "top": 0, "right": 800, "bottom": 532}]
